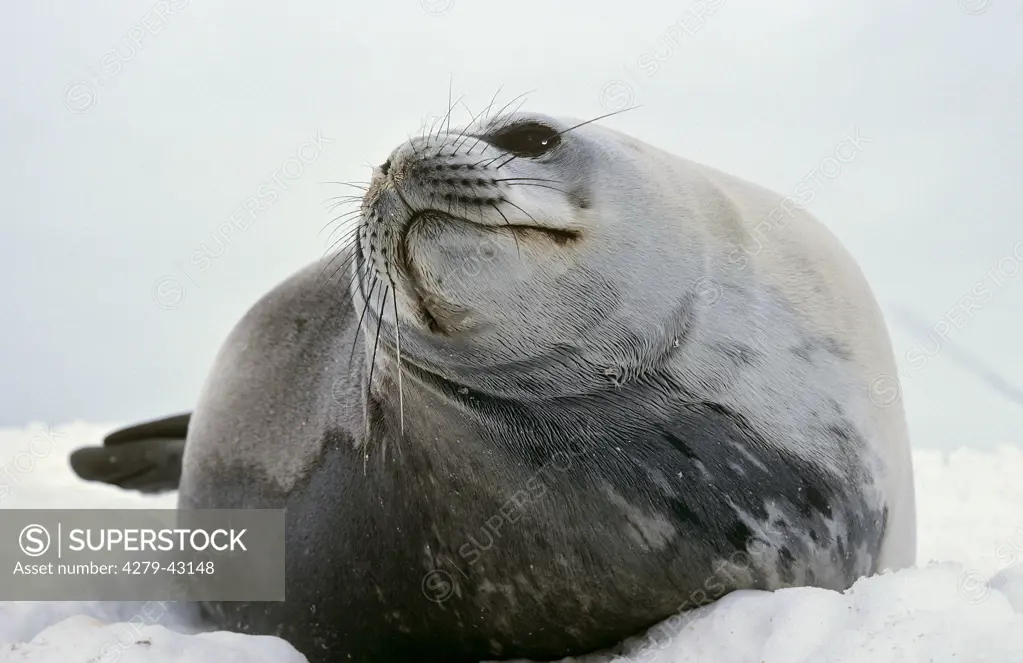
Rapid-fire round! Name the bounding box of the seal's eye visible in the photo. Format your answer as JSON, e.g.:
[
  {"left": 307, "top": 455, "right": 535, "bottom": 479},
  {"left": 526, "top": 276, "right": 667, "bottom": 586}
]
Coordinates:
[{"left": 486, "top": 122, "right": 561, "bottom": 158}]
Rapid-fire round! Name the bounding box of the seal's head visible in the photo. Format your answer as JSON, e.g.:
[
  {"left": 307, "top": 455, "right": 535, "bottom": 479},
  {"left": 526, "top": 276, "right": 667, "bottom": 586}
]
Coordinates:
[{"left": 353, "top": 111, "right": 714, "bottom": 394}]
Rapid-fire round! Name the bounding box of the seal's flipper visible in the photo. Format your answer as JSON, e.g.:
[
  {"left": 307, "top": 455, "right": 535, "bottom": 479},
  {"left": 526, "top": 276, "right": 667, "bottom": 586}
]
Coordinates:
[
  {"left": 68, "top": 413, "right": 190, "bottom": 493},
  {"left": 103, "top": 412, "right": 190, "bottom": 446}
]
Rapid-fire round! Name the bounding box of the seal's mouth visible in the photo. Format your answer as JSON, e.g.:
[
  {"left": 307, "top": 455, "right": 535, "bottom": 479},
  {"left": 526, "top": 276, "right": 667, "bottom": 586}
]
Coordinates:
[
  {"left": 403, "top": 210, "right": 580, "bottom": 246},
  {"left": 388, "top": 210, "right": 579, "bottom": 336}
]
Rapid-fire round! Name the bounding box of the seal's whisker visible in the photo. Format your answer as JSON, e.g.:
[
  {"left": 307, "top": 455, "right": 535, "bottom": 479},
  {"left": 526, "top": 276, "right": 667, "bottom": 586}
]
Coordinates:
[
  {"left": 505, "top": 182, "right": 571, "bottom": 195},
  {"left": 555, "top": 107, "right": 641, "bottom": 138},
  {"left": 471, "top": 154, "right": 504, "bottom": 169},
  {"left": 387, "top": 277, "right": 406, "bottom": 438},
  {"left": 363, "top": 283, "right": 389, "bottom": 475},
  {"left": 489, "top": 202, "right": 521, "bottom": 260},
  {"left": 349, "top": 277, "right": 380, "bottom": 375},
  {"left": 452, "top": 86, "right": 505, "bottom": 152},
  {"left": 427, "top": 84, "right": 462, "bottom": 147},
  {"left": 318, "top": 246, "right": 361, "bottom": 292},
  {"left": 494, "top": 108, "right": 639, "bottom": 172},
  {"left": 322, "top": 213, "right": 362, "bottom": 239},
  {"left": 332, "top": 253, "right": 367, "bottom": 314},
  {"left": 466, "top": 90, "right": 533, "bottom": 154},
  {"left": 323, "top": 202, "right": 361, "bottom": 216},
  {"left": 446, "top": 76, "right": 455, "bottom": 134},
  {"left": 486, "top": 90, "right": 535, "bottom": 131},
  {"left": 323, "top": 181, "right": 370, "bottom": 192},
  {"left": 323, "top": 213, "right": 361, "bottom": 235},
  {"left": 494, "top": 177, "right": 566, "bottom": 184},
  {"left": 320, "top": 208, "right": 362, "bottom": 232},
  {"left": 321, "top": 242, "right": 358, "bottom": 281},
  {"left": 500, "top": 198, "right": 540, "bottom": 227},
  {"left": 322, "top": 194, "right": 364, "bottom": 204},
  {"left": 427, "top": 114, "right": 445, "bottom": 143},
  {"left": 323, "top": 229, "right": 361, "bottom": 259},
  {"left": 324, "top": 229, "right": 360, "bottom": 254},
  {"left": 319, "top": 228, "right": 364, "bottom": 279},
  {"left": 319, "top": 215, "right": 358, "bottom": 240},
  {"left": 334, "top": 258, "right": 371, "bottom": 320},
  {"left": 480, "top": 85, "right": 506, "bottom": 126},
  {"left": 495, "top": 153, "right": 520, "bottom": 170},
  {"left": 343, "top": 266, "right": 376, "bottom": 351},
  {"left": 451, "top": 101, "right": 483, "bottom": 153},
  {"left": 433, "top": 93, "right": 467, "bottom": 156}
]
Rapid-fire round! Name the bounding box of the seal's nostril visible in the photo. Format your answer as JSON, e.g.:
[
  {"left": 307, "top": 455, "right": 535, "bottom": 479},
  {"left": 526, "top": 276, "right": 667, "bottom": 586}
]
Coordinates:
[{"left": 380, "top": 160, "right": 391, "bottom": 176}]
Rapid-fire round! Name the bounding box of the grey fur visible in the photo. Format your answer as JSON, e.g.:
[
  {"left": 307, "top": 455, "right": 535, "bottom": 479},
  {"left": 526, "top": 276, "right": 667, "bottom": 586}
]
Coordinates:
[{"left": 179, "top": 112, "right": 915, "bottom": 663}]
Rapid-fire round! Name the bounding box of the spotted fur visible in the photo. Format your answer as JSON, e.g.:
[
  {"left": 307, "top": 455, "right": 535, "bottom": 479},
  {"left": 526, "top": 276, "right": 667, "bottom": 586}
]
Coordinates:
[{"left": 180, "top": 112, "right": 915, "bottom": 663}]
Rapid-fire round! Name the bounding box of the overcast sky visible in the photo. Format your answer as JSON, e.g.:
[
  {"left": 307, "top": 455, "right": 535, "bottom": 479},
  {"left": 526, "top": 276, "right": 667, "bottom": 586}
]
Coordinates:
[{"left": 2, "top": 0, "right": 1022, "bottom": 451}]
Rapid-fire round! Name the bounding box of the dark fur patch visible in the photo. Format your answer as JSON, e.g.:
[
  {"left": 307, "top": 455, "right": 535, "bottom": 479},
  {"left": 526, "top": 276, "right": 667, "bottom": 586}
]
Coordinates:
[
  {"left": 570, "top": 186, "right": 591, "bottom": 209},
  {"left": 662, "top": 431, "right": 699, "bottom": 460},
  {"left": 714, "top": 341, "right": 760, "bottom": 366},
  {"left": 726, "top": 521, "right": 754, "bottom": 549},
  {"left": 792, "top": 337, "right": 852, "bottom": 363},
  {"left": 187, "top": 317, "right": 885, "bottom": 663}
]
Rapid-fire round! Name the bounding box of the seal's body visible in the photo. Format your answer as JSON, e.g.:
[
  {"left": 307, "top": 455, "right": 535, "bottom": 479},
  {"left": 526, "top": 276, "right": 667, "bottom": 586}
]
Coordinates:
[{"left": 124, "top": 112, "right": 914, "bottom": 663}]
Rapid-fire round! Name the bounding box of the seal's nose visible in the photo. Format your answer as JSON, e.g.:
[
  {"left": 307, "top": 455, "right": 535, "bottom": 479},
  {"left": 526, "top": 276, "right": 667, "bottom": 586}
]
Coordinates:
[{"left": 379, "top": 159, "right": 391, "bottom": 176}]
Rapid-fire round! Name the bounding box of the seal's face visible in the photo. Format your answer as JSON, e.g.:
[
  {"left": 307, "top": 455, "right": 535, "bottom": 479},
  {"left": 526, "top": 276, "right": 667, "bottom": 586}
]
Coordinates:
[{"left": 353, "top": 111, "right": 706, "bottom": 386}]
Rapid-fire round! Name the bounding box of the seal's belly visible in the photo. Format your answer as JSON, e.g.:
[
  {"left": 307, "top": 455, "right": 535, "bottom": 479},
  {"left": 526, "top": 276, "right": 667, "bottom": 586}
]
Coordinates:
[{"left": 184, "top": 401, "right": 888, "bottom": 663}]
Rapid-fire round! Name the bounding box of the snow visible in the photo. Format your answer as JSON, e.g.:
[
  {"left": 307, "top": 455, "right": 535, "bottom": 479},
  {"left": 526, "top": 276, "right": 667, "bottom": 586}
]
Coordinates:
[{"left": 2, "top": 423, "right": 1022, "bottom": 662}]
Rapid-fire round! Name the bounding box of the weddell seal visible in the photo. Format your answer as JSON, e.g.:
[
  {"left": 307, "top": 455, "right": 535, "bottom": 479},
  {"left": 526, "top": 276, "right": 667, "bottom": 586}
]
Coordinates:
[{"left": 70, "top": 109, "right": 916, "bottom": 662}]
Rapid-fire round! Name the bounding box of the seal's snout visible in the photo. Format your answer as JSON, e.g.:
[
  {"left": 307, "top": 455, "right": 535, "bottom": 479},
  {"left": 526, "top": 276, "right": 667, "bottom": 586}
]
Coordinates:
[
  {"left": 358, "top": 132, "right": 580, "bottom": 284},
  {"left": 353, "top": 119, "right": 584, "bottom": 335},
  {"left": 358, "top": 136, "right": 503, "bottom": 283}
]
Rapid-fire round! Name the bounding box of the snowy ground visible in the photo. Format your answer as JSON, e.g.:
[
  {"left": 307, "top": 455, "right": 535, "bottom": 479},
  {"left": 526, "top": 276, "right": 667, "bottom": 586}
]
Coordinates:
[{"left": 2, "top": 423, "right": 1022, "bottom": 662}]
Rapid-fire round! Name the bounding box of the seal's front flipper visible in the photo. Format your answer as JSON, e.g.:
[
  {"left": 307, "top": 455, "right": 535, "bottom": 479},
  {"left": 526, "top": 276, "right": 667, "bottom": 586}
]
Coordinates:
[{"left": 69, "top": 413, "right": 190, "bottom": 494}]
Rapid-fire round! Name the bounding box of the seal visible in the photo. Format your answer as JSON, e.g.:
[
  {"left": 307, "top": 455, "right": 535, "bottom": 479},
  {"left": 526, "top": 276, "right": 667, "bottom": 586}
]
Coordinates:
[{"left": 74, "top": 110, "right": 916, "bottom": 663}]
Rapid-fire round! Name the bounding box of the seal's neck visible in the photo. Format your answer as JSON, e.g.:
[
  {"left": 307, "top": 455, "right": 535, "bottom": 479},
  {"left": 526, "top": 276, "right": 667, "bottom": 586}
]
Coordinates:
[{"left": 365, "top": 294, "right": 696, "bottom": 404}]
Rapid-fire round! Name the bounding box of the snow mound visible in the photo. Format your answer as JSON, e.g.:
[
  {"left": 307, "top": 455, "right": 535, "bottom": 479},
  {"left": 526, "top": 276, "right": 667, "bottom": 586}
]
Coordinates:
[
  {"left": 562, "top": 563, "right": 1023, "bottom": 663},
  {"left": 4, "top": 563, "right": 1022, "bottom": 663},
  {"left": 3, "top": 423, "right": 1023, "bottom": 662},
  {"left": 2, "top": 614, "right": 305, "bottom": 663}
]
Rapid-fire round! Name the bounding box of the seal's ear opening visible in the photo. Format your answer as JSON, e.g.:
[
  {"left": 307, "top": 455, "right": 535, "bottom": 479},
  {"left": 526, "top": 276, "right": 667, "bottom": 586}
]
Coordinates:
[{"left": 68, "top": 413, "right": 190, "bottom": 493}]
